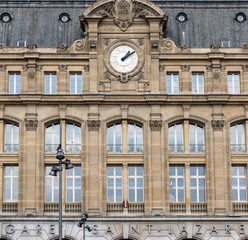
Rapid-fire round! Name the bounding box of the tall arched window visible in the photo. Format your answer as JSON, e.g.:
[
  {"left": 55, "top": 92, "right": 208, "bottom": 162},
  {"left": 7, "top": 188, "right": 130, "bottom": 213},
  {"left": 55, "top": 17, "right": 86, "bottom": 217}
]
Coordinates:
[
  {"left": 66, "top": 123, "right": 81, "bottom": 153},
  {"left": 169, "top": 123, "right": 184, "bottom": 152},
  {"left": 128, "top": 123, "right": 143, "bottom": 152},
  {"left": 45, "top": 123, "right": 60, "bottom": 152},
  {"left": 189, "top": 123, "right": 204, "bottom": 153},
  {"left": 230, "top": 123, "right": 245, "bottom": 153},
  {"left": 107, "top": 123, "right": 122, "bottom": 153},
  {"left": 4, "top": 123, "right": 19, "bottom": 152}
]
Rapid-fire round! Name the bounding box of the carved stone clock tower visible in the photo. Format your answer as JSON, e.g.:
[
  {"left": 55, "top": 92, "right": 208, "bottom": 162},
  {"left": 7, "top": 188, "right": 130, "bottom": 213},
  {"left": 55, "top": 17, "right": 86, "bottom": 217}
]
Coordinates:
[{"left": 80, "top": 0, "right": 167, "bottom": 93}]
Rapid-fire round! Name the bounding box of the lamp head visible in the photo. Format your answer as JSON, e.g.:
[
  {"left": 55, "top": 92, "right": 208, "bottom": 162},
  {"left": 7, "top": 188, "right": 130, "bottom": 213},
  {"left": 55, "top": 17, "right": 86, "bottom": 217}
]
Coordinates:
[
  {"left": 49, "top": 166, "right": 59, "bottom": 177},
  {"left": 65, "top": 158, "right": 73, "bottom": 170},
  {"left": 56, "top": 145, "right": 65, "bottom": 160}
]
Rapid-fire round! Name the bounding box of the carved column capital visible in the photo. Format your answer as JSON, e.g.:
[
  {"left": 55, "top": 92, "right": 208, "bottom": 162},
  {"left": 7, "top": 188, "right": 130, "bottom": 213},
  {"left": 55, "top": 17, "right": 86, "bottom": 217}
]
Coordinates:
[
  {"left": 87, "top": 120, "right": 100, "bottom": 131},
  {"left": 149, "top": 120, "right": 162, "bottom": 131},
  {"left": 25, "top": 119, "right": 38, "bottom": 131},
  {"left": 211, "top": 120, "right": 224, "bottom": 131}
]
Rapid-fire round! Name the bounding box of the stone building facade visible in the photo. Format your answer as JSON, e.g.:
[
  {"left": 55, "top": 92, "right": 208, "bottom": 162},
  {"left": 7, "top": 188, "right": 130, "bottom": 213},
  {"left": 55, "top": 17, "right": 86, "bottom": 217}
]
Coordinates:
[{"left": 0, "top": 0, "right": 248, "bottom": 239}]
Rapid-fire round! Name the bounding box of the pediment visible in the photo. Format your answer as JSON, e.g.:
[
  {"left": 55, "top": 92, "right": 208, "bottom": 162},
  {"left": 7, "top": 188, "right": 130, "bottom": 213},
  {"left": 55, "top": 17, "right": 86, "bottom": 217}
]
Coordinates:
[{"left": 82, "top": 0, "right": 165, "bottom": 31}]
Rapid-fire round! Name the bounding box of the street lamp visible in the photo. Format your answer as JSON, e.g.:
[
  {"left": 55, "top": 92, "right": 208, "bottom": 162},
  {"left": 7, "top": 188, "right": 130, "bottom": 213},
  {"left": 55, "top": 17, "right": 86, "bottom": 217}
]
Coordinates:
[{"left": 49, "top": 144, "right": 73, "bottom": 240}]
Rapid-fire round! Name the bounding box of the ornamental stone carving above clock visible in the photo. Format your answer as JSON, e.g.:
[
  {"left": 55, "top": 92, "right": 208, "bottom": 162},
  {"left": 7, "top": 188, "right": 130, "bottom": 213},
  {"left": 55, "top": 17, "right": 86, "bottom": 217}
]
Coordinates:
[{"left": 104, "top": 40, "right": 144, "bottom": 83}]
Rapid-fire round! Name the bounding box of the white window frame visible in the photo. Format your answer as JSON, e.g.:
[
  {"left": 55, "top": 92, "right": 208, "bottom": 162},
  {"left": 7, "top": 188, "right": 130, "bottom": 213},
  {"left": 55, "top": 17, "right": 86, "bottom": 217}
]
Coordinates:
[
  {"left": 66, "top": 123, "right": 81, "bottom": 153},
  {"left": 228, "top": 73, "right": 240, "bottom": 94},
  {"left": 107, "top": 123, "right": 122, "bottom": 153},
  {"left": 9, "top": 73, "right": 21, "bottom": 94},
  {"left": 167, "top": 73, "right": 179, "bottom": 94},
  {"left": 66, "top": 166, "right": 81, "bottom": 202},
  {"left": 169, "top": 166, "right": 185, "bottom": 202},
  {"left": 45, "top": 73, "right": 56, "bottom": 94},
  {"left": 45, "top": 166, "right": 59, "bottom": 202},
  {"left": 70, "top": 73, "right": 82, "bottom": 94},
  {"left": 128, "top": 123, "right": 143, "bottom": 153},
  {"left": 232, "top": 165, "right": 246, "bottom": 202},
  {"left": 4, "top": 166, "right": 18, "bottom": 202},
  {"left": 45, "top": 123, "right": 60, "bottom": 152},
  {"left": 168, "top": 123, "right": 184, "bottom": 153},
  {"left": 189, "top": 123, "right": 205, "bottom": 153},
  {"left": 128, "top": 166, "right": 144, "bottom": 202},
  {"left": 107, "top": 166, "right": 122, "bottom": 202},
  {"left": 4, "top": 123, "right": 19, "bottom": 152},
  {"left": 190, "top": 166, "right": 205, "bottom": 202},
  {"left": 230, "top": 123, "right": 245, "bottom": 153},
  {"left": 192, "top": 73, "right": 204, "bottom": 94}
]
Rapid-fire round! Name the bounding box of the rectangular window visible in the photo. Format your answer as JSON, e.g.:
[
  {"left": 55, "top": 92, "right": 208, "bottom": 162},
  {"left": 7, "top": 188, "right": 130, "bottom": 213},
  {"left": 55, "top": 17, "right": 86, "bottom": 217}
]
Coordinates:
[
  {"left": 70, "top": 73, "right": 82, "bottom": 94},
  {"left": 192, "top": 73, "right": 204, "bottom": 94},
  {"left": 228, "top": 73, "right": 240, "bottom": 94},
  {"left": 45, "top": 166, "right": 59, "bottom": 202},
  {"left": 232, "top": 166, "right": 246, "bottom": 202},
  {"left": 66, "top": 166, "right": 81, "bottom": 202},
  {"left": 128, "top": 166, "right": 143, "bottom": 202},
  {"left": 9, "top": 73, "right": 21, "bottom": 94},
  {"left": 4, "top": 166, "right": 18, "bottom": 201},
  {"left": 167, "top": 73, "right": 179, "bottom": 94},
  {"left": 45, "top": 73, "right": 56, "bottom": 94},
  {"left": 190, "top": 166, "right": 205, "bottom": 202},
  {"left": 107, "top": 166, "right": 122, "bottom": 202},
  {"left": 169, "top": 166, "right": 184, "bottom": 202}
]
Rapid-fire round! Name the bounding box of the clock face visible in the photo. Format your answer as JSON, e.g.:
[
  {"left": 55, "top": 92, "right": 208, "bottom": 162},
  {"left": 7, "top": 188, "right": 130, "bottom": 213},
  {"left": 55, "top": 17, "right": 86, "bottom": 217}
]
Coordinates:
[{"left": 110, "top": 45, "right": 138, "bottom": 73}]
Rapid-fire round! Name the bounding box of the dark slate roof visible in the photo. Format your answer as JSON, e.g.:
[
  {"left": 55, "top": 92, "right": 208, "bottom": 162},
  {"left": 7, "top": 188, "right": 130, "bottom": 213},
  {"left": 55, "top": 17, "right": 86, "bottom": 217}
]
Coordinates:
[{"left": 0, "top": 0, "right": 248, "bottom": 47}]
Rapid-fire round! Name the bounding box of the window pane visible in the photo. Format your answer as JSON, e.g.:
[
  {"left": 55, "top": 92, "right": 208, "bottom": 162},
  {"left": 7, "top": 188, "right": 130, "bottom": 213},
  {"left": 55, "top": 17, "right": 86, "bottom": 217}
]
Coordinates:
[
  {"left": 116, "top": 166, "right": 122, "bottom": 176},
  {"left": 128, "top": 166, "right": 135, "bottom": 176},
  {"left": 107, "top": 166, "right": 114, "bottom": 176},
  {"left": 137, "top": 166, "right": 143, "bottom": 176},
  {"left": 129, "top": 189, "right": 135, "bottom": 202},
  {"left": 137, "top": 189, "right": 143, "bottom": 202}
]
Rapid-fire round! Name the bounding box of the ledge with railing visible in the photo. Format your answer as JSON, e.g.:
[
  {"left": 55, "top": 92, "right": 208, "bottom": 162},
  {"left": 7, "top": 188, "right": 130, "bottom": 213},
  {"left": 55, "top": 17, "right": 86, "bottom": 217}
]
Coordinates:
[
  {"left": 233, "top": 202, "right": 248, "bottom": 212},
  {"left": 45, "top": 144, "right": 59, "bottom": 153},
  {"left": 65, "top": 203, "right": 81, "bottom": 213},
  {"left": 107, "top": 202, "right": 123, "bottom": 212},
  {"left": 231, "top": 144, "right": 246, "bottom": 153},
  {"left": 190, "top": 144, "right": 205, "bottom": 153},
  {"left": 128, "top": 144, "right": 143, "bottom": 153},
  {"left": 66, "top": 144, "right": 81, "bottom": 153},
  {"left": 191, "top": 202, "right": 207, "bottom": 213},
  {"left": 44, "top": 202, "right": 59, "bottom": 212},
  {"left": 169, "top": 144, "right": 184, "bottom": 153},
  {"left": 107, "top": 202, "right": 145, "bottom": 213},
  {"left": 107, "top": 144, "right": 122, "bottom": 153},
  {"left": 2, "top": 202, "right": 18, "bottom": 212},
  {"left": 170, "top": 202, "right": 186, "bottom": 213},
  {"left": 4, "top": 144, "right": 19, "bottom": 153}
]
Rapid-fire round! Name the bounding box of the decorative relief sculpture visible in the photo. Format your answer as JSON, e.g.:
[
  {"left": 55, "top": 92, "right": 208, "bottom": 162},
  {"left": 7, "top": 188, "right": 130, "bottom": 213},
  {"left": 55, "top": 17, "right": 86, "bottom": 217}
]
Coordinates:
[
  {"left": 181, "top": 65, "right": 190, "bottom": 72},
  {"left": 57, "top": 43, "right": 68, "bottom": 52},
  {"left": 149, "top": 120, "right": 162, "bottom": 131},
  {"left": 150, "top": 36, "right": 159, "bottom": 51},
  {"left": 211, "top": 120, "right": 224, "bottom": 131},
  {"left": 25, "top": 119, "right": 38, "bottom": 131},
  {"left": 75, "top": 39, "right": 86, "bottom": 50},
  {"left": 84, "top": 65, "right": 90, "bottom": 72},
  {"left": 58, "top": 65, "right": 68, "bottom": 72},
  {"left": 159, "top": 65, "right": 165, "bottom": 72},
  {"left": 27, "top": 44, "right": 37, "bottom": 52},
  {"left": 163, "top": 39, "right": 174, "bottom": 50},
  {"left": 0, "top": 43, "right": 5, "bottom": 49},
  {"left": 0, "top": 65, "right": 6, "bottom": 71},
  {"left": 87, "top": 120, "right": 100, "bottom": 131},
  {"left": 89, "top": 37, "right": 97, "bottom": 52},
  {"left": 242, "top": 65, "right": 248, "bottom": 71},
  {"left": 117, "top": 73, "right": 131, "bottom": 83},
  {"left": 213, "top": 72, "right": 220, "bottom": 79},
  {"left": 211, "top": 44, "right": 220, "bottom": 51}
]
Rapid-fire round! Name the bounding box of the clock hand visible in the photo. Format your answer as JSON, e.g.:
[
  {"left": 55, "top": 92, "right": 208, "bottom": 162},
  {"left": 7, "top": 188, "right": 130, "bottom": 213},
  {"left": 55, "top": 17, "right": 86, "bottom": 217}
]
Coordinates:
[
  {"left": 121, "top": 51, "right": 130, "bottom": 61},
  {"left": 126, "top": 50, "right": 135, "bottom": 58}
]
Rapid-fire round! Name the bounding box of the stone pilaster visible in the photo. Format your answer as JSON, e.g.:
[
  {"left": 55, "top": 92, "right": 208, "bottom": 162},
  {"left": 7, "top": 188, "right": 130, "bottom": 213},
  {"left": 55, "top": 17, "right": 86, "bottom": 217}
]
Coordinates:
[{"left": 58, "top": 65, "right": 68, "bottom": 93}]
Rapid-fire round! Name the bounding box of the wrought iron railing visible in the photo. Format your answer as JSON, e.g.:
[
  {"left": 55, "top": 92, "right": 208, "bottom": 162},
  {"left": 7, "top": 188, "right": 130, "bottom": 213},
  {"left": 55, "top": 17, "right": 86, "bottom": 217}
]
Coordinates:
[
  {"left": 128, "top": 144, "right": 143, "bottom": 153},
  {"left": 190, "top": 144, "right": 205, "bottom": 153},
  {"left": 65, "top": 203, "right": 81, "bottom": 213},
  {"left": 169, "top": 144, "right": 184, "bottom": 153},
  {"left": 231, "top": 144, "right": 246, "bottom": 153},
  {"left": 233, "top": 202, "right": 248, "bottom": 212},
  {"left": 4, "top": 144, "right": 19, "bottom": 153},
  {"left": 44, "top": 202, "right": 59, "bottom": 212},
  {"left": 66, "top": 144, "right": 81, "bottom": 153},
  {"left": 106, "top": 203, "right": 123, "bottom": 213},
  {"left": 128, "top": 203, "right": 144, "bottom": 213},
  {"left": 107, "top": 144, "right": 122, "bottom": 153},
  {"left": 2, "top": 202, "right": 18, "bottom": 212},
  {"left": 191, "top": 202, "right": 207, "bottom": 213},
  {"left": 45, "top": 144, "right": 59, "bottom": 153},
  {"left": 170, "top": 203, "right": 186, "bottom": 213}
]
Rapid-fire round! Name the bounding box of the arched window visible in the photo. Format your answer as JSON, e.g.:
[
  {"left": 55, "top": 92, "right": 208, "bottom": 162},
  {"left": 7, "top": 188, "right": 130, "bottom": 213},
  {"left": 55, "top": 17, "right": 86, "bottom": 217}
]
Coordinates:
[
  {"left": 169, "top": 123, "right": 183, "bottom": 152},
  {"left": 66, "top": 123, "right": 81, "bottom": 153},
  {"left": 4, "top": 123, "right": 19, "bottom": 152},
  {"left": 107, "top": 123, "right": 122, "bottom": 153},
  {"left": 128, "top": 123, "right": 143, "bottom": 152},
  {"left": 230, "top": 123, "right": 245, "bottom": 152},
  {"left": 45, "top": 123, "right": 60, "bottom": 152},
  {"left": 189, "top": 123, "right": 204, "bottom": 153}
]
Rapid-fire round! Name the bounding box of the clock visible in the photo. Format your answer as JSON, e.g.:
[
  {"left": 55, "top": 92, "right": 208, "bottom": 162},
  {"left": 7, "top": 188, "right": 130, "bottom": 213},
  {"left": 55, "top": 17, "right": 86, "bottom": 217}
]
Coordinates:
[
  {"left": 104, "top": 40, "right": 144, "bottom": 80},
  {"left": 110, "top": 45, "right": 138, "bottom": 73}
]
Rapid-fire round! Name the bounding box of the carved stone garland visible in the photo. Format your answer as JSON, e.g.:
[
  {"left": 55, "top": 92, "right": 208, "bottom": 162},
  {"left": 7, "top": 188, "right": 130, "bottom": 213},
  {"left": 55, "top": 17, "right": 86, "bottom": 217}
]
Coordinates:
[
  {"left": 149, "top": 120, "right": 162, "bottom": 131},
  {"left": 87, "top": 120, "right": 100, "bottom": 131},
  {"left": 211, "top": 120, "right": 224, "bottom": 131}
]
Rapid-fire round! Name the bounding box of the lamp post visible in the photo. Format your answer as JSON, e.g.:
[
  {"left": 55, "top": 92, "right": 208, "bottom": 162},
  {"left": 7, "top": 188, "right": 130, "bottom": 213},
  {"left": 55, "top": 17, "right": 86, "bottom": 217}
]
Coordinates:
[{"left": 49, "top": 144, "right": 73, "bottom": 240}]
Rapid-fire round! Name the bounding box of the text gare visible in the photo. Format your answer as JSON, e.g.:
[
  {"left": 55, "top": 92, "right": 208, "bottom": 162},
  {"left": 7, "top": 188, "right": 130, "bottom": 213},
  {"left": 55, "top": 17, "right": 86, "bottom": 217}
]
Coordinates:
[{"left": 4, "top": 223, "right": 248, "bottom": 236}]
